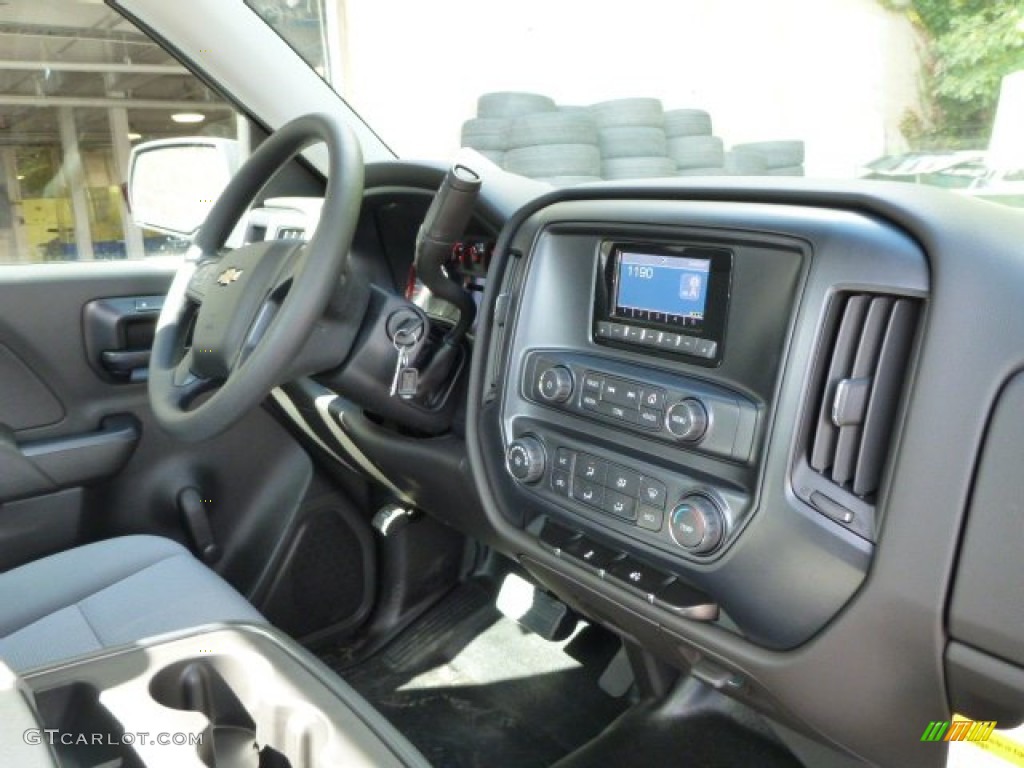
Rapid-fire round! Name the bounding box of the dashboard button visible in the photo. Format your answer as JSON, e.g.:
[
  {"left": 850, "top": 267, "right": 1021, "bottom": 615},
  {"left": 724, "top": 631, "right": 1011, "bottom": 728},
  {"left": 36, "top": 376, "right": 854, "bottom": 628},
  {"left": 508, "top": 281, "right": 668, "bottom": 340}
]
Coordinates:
[
  {"left": 595, "top": 321, "right": 613, "bottom": 339},
  {"left": 574, "top": 454, "right": 608, "bottom": 484},
  {"left": 581, "top": 393, "right": 600, "bottom": 411},
  {"left": 538, "top": 365, "right": 574, "bottom": 403},
  {"left": 606, "top": 466, "right": 641, "bottom": 496},
  {"left": 637, "top": 505, "right": 664, "bottom": 531},
  {"left": 638, "top": 407, "right": 662, "bottom": 430},
  {"left": 610, "top": 323, "right": 627, "bottom": 340},
  {"left": 506, "top": 437, "right": 546, "bottom": 484},
  {"left": 596, "top": 401, "right": 640, "bottom": 424},
  {"left": 638, "top": 478, "right": 667, "bottom": 509},
  {"left": 551, "top": 470, "right": 571, "bottom": 496},
  {"left": 572, "top": 479, "right": 604, "bottom": 508},
  {"left": 625, "top": 325, "right": 643, "bottom": 343},
  {"left": 695, "top": 339, "right": 718, "bottom": 359},
  {"left": 562, "top": 537, "right": 621, "bottom": 571},
  {"left": 608, "top": 558, "right": 672, "bottom": 596},
  {"left": 677, "top": 335, "right": 698, "bottom": 354},
  {"left": 554, "top": 448, "right": 575, "bottom": 471},
  {"left": 665, "top": 399, "right": 709, "bottom": 442},
  {"left": 640, "top": 388, "right": 666, "bottom": 410},
  {"left": 640, "top": 328, "right": 661, "bottom": 346},
  {"left": 669, "top": 495, "right": 725, "bottom": 554},
  {"left": 602, "top": 378, "right": 642, "bottom": 409},
  {"left": 582, "top": 372, "right": 603, "bottom": 393},
  {"left": 657, "top": 332, "right": 679, "bottom": 350},
  {"left": 602, "top": 490, "right": 637, "bottom": 521},
  {"left": 539, "top": 520, "right": 580, "bottom": 552}
]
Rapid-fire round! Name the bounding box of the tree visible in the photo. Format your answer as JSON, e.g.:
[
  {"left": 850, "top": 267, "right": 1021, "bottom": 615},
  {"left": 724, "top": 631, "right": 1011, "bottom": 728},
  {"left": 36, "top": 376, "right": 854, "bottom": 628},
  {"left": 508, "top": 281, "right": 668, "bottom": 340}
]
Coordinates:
[{"left": 899, "top": 0, "right": 1024, "bottom": 148}]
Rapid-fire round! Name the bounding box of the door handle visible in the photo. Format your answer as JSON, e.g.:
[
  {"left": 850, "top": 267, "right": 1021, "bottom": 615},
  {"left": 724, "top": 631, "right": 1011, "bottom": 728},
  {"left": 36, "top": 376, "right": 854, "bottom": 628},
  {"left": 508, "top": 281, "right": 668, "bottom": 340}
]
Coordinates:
[
  {"left": 83, "top": 295, "right": 163, "bottom": 383},
  {"left": 100, "top": 349, "right": 151, "bottom": 381}
]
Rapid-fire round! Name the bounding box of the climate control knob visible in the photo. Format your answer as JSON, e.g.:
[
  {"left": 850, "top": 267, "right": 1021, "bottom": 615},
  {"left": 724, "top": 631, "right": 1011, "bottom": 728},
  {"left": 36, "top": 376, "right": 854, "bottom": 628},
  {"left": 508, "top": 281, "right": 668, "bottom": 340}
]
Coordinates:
[
  {"left": 506, "top": 436, "right": 546, "bottom": 484},
  {"left": 665, "top": 398, "right": 709, "bottom": 442},
  {"left": 669, "top": 494, "right": 725, "bottom": 554},
  {"left": 538, "top": 365, "right": 574, "bottom": 403}
]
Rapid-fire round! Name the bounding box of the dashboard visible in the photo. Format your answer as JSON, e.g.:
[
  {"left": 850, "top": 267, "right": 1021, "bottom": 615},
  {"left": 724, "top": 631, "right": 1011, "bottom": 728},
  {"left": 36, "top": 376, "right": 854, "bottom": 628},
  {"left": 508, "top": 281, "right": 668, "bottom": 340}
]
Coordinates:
[
  {"left": 486, "top": 199, "right": 929, "bottom": 650},
  {"left": 284, "top": 162, "right": 1024, "bottom": 768},
  {"left": 461, "top": 178, "right": 1024, "bottom": 768}
]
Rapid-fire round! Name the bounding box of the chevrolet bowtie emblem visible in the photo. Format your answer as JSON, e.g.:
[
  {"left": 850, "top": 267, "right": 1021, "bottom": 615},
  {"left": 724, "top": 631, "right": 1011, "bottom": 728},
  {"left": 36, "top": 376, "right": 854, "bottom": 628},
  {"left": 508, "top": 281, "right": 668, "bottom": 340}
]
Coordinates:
[{"left": 216, "top": 267, "right": 244, "bottom": 286}]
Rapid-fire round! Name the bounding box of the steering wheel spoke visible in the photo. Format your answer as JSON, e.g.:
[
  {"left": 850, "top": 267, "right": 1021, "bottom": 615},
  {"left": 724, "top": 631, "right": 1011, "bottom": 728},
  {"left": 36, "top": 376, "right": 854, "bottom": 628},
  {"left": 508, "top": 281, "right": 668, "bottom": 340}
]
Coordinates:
[
  {"left": 169, "top": 349, "right": 218, "bottom": 408},
  {"left": 185, "top": 258, "right": 224, "bottom": 304}
]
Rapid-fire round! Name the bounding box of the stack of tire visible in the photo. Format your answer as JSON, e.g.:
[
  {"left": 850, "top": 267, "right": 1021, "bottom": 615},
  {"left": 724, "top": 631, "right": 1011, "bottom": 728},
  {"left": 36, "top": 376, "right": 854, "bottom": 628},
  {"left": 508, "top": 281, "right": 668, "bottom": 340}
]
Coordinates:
[
  {"left": 729, "top": 141, "right": 805, "bottom": 176},
  {"left": 505, "top": 108, "right": 602, "bottom": 187},
  {"left": 587, "top": 98, "right": 674, "bottom": 181},
  {"left": 460, "top": 92, "right": 559, "bottom": 168},
  {"left": 461, "top": 92, "right": 605, "bottom": 186},
  {"left": 665, "top": 109, "right": 726, "bottom": 177},
  {"left": 461, "top": 93, "right": 807, "bottom": 182}
]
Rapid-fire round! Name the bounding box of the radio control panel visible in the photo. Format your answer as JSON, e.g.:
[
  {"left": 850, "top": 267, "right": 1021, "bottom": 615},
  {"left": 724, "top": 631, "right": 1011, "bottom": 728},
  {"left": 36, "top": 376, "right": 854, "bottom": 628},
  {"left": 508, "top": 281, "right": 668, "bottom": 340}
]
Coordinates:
[{"left": 523, "top": 351, "right": 758, "bottom": 463}]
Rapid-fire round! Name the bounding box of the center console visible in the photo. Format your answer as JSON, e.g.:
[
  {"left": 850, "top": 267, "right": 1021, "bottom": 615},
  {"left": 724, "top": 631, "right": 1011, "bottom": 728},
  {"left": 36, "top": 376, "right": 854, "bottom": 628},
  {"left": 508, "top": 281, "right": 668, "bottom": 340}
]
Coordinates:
[
  {"left": 476, "top": 198, "right": 927, "bottom": 650},
  {"left": 498, "top": 216, "right": 805, "bottom": 577},
  {"left": 5, "top": 624, "right": 427, "bottom": 768}
]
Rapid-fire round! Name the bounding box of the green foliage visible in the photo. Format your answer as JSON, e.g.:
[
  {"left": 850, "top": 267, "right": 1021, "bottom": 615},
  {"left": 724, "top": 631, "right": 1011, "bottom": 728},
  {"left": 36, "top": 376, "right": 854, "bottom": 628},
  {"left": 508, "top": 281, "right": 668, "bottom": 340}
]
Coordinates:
[{"left": 900, "top": 0, "right": 1024, "bottom": 147}]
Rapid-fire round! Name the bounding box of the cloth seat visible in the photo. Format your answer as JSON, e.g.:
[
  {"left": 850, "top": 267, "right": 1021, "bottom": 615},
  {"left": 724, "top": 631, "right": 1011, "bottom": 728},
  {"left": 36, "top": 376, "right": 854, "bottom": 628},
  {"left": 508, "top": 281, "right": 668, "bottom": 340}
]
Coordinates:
[{"left": 0, "top": 535, "right": 264, "bottom": 672}]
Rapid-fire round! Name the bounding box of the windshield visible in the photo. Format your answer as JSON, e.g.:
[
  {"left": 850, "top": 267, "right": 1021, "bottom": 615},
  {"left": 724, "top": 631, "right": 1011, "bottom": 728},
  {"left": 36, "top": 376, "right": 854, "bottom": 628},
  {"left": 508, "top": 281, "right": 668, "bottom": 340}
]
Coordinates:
[{"left": 251, "top": 0, "right": 1023, "bottom": 206}]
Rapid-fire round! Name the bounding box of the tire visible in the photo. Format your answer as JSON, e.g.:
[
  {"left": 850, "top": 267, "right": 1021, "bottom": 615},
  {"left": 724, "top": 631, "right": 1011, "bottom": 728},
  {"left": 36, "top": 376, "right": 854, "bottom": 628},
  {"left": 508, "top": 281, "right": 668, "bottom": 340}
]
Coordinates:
[
  {"left": 602, "top": 156, "right": 677, "bottom": 180},
  {"left": 589, "top": 98, "right": 664, "bottom": 129},
  {"left": 505, "top": 144, "right": 602, "bottom": 178},
  {"left": 731, "top": 140, "right": 805, "bottom": 168},
  {"left": 598, "top": 126, "right": 667, "bottom": 159},
  {"left": 677, "top": 167, "right": 727, "bottom": 176},
  {"left": 724, "top": 150, "right": 768, "bottom": 175},
  {"left": 668, "top": 136, "right": 724, "bottom": 169},
  {"left": 536, "top": 175, "right": 603, "bottom": 188},
  {"left": 477, "top": 91, "right": 556, "bottom": 118},
  {"left": 460, "top": 117, "right": 510, "bottom": 151},
  {"left": 766, "top": 165, "right": 805, "bottom": 176},
  {"left": 664, "top": 109, "right": 712, "bottom": 138},
  {"left": 508, "top": 112, "right": 598, "bottom": 149}
]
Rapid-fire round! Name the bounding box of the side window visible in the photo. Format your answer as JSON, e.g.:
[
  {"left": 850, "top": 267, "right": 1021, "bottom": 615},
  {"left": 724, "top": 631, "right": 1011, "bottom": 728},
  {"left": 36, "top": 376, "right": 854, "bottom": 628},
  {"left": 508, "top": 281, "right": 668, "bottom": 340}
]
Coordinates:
[{"left": 0, "top": 2, "right": 242, "bottom": 264}]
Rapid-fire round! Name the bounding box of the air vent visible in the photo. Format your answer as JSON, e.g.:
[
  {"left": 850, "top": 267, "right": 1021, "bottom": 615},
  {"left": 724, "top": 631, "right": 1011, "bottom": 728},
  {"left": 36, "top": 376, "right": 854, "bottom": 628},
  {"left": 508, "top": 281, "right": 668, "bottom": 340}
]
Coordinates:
[{"left": 807, "top": 293, "right": 920, "bottom": 504}]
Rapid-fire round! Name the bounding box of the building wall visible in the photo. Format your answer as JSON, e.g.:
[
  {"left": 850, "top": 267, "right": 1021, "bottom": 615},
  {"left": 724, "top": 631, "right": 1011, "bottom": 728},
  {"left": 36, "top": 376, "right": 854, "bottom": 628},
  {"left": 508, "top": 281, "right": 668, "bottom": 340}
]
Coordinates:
[{"left": 335, "top": 0, "right": 923, "bottom": 177}]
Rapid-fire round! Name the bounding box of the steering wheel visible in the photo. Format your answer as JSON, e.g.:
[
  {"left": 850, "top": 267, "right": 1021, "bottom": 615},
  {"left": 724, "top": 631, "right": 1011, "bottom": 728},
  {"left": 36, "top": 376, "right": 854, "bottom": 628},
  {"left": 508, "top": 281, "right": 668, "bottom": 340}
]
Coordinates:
[{"left": 148, "top": 113, "right": 364, "bottom": 443}]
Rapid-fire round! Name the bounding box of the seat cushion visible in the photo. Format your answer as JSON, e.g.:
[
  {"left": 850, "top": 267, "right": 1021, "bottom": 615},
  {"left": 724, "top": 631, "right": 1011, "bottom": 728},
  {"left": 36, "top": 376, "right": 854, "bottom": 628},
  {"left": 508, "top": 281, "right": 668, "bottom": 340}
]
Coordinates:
[{"left": 0, "top": 535, "right": 264, "bottom": 672}]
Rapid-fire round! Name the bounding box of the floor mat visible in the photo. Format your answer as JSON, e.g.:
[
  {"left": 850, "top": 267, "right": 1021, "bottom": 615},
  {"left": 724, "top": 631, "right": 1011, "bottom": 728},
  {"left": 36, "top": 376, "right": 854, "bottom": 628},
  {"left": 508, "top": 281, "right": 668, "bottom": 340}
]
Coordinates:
[
  {"left": 320, "top": 581, "right": 627, "bottom": 768},
  {"left": 550, "top": 678, "right": 805, "bottom": 768}
]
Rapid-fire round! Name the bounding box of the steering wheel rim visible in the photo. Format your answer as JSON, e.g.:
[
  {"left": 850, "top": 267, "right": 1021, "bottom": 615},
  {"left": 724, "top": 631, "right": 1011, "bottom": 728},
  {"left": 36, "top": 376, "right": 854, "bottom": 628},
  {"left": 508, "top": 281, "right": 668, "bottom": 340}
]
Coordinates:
[{"left": 148, "top": 112, "right": 364, "bottom": 443}]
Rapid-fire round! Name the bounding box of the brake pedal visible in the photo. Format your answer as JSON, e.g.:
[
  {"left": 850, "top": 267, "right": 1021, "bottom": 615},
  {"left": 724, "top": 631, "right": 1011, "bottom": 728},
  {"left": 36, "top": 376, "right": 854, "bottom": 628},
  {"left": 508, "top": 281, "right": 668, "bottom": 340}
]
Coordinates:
[{"left": 496, "top": 573, "right": 577, "bottom": 642}]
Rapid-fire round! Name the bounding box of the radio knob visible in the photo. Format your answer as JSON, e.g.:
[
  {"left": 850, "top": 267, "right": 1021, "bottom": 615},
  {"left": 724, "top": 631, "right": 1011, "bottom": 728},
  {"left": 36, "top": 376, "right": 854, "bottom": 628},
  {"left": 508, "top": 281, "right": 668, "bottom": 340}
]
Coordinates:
[
  {"left": 538, "top": 365, "right": 574, "bottom": 403},
  {"left": 506, "top": 436, "right": 546, "bottom": 484},
  {"left": 669, "top": 494, "right": 725, "bottom": 554},
  {"left": 665, "top": 398, "right": 709, "bottom": 442}
]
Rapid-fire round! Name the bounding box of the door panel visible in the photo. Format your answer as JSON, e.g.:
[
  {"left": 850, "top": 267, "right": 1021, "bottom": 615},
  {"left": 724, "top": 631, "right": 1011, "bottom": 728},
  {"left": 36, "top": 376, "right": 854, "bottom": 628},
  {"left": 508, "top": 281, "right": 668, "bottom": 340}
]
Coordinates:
[
  {"left": 0, "top": 262, "right": 326, "bottom": 607},
  {"left": 0, "top": 261, "right": 174, "bottom": 442},
  {"left": 0, "top": 343, "right": 64, "bottom": 429}
]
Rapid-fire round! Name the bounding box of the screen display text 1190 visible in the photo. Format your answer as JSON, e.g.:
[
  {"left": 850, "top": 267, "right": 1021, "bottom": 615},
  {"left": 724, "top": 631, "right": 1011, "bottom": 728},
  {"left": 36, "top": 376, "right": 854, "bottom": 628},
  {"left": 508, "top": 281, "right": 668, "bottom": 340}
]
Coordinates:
[{"left": 615, "top": 252, "right": 710, "bottom": 327}]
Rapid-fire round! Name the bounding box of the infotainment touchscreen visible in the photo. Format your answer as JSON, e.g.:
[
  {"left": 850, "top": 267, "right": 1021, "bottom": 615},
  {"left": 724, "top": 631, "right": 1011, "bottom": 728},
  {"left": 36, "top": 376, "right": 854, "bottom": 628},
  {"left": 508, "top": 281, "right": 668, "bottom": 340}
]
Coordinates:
[
  {"left": 595, "top": 242, "right": 732, "bottom": 364},
  {"left": 614, "top": 251, "right": 710, "bottom": 328}
]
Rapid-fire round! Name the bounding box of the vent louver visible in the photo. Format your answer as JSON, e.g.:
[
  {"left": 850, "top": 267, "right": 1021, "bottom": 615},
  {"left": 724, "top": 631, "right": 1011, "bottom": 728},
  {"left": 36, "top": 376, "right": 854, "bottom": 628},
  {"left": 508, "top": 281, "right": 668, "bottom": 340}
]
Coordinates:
[{"left": 808, "top": 294, "right": 919, "bottom": 501}]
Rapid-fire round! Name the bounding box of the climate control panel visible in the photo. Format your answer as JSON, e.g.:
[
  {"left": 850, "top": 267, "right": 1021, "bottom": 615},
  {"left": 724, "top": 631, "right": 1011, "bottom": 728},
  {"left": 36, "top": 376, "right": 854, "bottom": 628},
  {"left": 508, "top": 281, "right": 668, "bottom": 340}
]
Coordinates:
[
  {"left": 522, "top": 352, "right": 758, "bottom": 463},
  {"left": 504, "top": 428, "right": 743, "bottom": 560}
]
